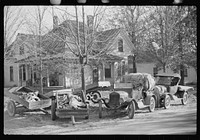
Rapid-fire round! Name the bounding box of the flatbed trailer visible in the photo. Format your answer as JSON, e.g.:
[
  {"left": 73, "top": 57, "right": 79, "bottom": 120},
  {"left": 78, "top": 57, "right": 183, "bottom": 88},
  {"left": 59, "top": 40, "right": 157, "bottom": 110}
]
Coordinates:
[{"left": 4, "top": 86, "right": 51, "bottom": 117}]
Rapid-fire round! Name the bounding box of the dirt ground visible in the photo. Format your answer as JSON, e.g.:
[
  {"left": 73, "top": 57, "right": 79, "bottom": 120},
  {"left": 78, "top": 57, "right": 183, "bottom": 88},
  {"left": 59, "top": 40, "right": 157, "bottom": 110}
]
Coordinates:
[{"left": 4, "top": 87, "right": 197, "bottom": 135}]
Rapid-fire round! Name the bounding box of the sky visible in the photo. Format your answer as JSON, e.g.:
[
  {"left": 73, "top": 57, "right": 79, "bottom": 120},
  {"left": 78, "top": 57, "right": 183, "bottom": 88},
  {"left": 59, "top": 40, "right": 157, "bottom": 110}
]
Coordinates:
[
  {"left": 19, "top": 6, "right": 108, "bottom": 34},
  {"left": 5, "top": 6, "right": 110, "bottom": 44}
]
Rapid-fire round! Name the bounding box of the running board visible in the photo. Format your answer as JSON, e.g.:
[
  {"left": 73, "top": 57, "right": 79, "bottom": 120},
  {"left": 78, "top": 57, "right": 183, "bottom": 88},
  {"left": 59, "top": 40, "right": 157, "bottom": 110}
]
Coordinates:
[{"left": 137, "top": 100, "right": 149, "bottom": 109}]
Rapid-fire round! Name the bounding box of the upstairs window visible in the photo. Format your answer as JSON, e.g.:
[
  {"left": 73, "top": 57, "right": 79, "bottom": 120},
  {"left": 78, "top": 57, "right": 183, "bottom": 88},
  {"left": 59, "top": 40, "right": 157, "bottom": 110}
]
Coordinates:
[
  {"left": 118, "top": 38, "right": 123, "bottom": 52},
  {"left": 19, "top": 45, "right": 24, "bottom": 55}
]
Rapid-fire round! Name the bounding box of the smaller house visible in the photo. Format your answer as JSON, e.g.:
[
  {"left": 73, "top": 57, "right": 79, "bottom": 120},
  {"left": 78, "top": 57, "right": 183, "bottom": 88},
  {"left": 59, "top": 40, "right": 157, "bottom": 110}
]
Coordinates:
[{"left": 136, "top": 62, "right": 197, "bottom": 84}]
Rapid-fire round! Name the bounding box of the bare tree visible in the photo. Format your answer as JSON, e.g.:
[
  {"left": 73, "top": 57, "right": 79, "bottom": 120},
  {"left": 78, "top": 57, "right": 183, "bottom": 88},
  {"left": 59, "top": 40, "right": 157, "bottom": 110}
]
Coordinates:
[
  {"left": 4, "top": 6, "right": 24, "bottom": 60},
  {"left": 106, "top": 6, "right": 152, "bottom": 73},
  {"left": 45, "top": 6, "right": 119, "bottom": 101},
  {"left": 23, "top": 6, "right": 49, "bottom": 93}
]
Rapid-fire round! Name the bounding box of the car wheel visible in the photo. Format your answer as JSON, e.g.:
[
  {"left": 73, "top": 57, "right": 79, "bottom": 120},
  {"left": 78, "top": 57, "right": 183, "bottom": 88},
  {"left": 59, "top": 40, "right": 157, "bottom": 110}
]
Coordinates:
[
  {"left": 91, "top": 91, "right": 101, "bottom": 103},
  {"left": 99, "top": 99, "right": 102, "bottom": 118},
  {"left": 86, "top": 93, "right": 91, "bottom": 100},
  {"left": 128, "top": 101, "right": 135, "bottom": 119},
  {"left": 181, "top": 92, "right": 188, "bottom": 105},
  {"left": 7, "top": 100, "right": 16, "bottom": 117},
  {"left": 51, "top": 99, "right": 57, "bottom": 121},
  {"left": 148, "top": 96, "right": 155, "bottom": 112},
  {"left": 164, "top": 94, "right": 171, "bottom": 109}
]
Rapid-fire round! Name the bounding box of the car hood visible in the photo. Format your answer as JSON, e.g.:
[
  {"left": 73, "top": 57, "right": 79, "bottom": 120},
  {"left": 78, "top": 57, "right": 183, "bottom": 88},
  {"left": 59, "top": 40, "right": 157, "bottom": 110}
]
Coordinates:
[{"left": 101, "top": 91, "right": 130, "bottom": 101}]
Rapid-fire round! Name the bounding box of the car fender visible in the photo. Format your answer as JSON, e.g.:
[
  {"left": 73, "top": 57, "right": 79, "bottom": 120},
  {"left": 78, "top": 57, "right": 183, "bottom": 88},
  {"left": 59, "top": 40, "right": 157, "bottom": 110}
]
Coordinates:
[
  {"left": 178, "top": 85, "right": 194, "bottom": 92},
  {"left": 161, "top": 92, "right": 174, "bottom": 100},
  {"left": 143, "top": 93, "right": 156, "bottom": 105}
]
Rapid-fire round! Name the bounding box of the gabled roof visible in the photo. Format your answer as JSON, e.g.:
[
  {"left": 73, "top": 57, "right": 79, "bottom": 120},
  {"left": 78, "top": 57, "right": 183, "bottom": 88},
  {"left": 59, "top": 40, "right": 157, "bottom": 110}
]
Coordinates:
[{"left": 13, "top": 18, "right": 129, "bottom": 64}]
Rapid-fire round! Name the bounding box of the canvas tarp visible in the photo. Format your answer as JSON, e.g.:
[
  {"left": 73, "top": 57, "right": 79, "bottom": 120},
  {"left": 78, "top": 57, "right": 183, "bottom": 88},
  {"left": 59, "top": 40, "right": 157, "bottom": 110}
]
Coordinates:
[{"left": 123, "top": 73, "right": 156, "bottom": 91}]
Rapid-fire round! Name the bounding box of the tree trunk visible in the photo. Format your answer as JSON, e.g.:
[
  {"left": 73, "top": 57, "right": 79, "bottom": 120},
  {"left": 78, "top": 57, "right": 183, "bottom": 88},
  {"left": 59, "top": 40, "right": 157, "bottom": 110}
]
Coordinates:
[
  {"left": 133, "top": 55, "right": 137, "bottom": 73},
  {"left": 63, "top": 70, "right": 66, "bottom": 88},
  {"left": 179, "top": 64, "right": 185, "bottom": 85},
  {"left": 163, "top": 63, "right": 166, "bottom": 73},
  {"left": 80, "top": 56, "right": 86, "bottom": 103},
  {"left": 178, "top": 6, "right": 185, "bottom": 86}
]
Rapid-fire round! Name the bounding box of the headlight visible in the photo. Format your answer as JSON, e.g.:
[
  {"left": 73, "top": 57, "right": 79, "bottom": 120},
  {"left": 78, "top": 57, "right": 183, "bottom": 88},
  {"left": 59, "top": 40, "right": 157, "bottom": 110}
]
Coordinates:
[
  {"left": 119, "top": 98, "right": 124, "bottom": 104},
  {"left": 104, "top": 98, "right": 109, "bottom": 103}
]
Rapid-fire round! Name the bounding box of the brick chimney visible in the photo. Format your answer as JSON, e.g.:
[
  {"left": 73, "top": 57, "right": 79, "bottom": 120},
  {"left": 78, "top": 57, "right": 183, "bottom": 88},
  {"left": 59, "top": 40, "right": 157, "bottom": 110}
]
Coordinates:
[{"left": 53, "top": 16, "right": 59, "bottom": 29}]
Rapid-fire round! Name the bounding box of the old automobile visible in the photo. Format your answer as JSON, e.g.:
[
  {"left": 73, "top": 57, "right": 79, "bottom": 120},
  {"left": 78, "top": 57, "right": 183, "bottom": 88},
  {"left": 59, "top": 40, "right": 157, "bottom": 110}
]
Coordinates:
[
  {"left": 98, "top": 73, "right": 157, "bottom": 119},
  {"left": 153, "top": 73, "right": 194, "bottom": 109}
]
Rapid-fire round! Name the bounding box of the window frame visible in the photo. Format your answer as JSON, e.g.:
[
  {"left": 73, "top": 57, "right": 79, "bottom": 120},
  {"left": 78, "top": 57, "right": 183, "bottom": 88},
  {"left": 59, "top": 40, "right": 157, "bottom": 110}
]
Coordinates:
[
  {"left": 19, "top": 45, "right": 24, "bottom": 55},
  {"left": 10, "top": 66, "right": 14, "bottom": 82},
  {"left": 118, "top": 38, "right": 123, "bottom": 52},
  {"left": 105, "top": 63, "right": 111, "bottom": 78}
]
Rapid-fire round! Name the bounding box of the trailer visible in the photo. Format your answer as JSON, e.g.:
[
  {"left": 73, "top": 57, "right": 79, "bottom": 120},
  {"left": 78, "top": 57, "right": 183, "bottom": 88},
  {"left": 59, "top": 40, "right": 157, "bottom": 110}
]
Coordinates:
[
  {"left": 50, "top": 89, "right": 89, "bottom": 122},
  {"left": 4, "top": 86, "right": 51, "bottom": 117},
  {"left": 45, "top": 81, "right": 112, "bottom": 103}
]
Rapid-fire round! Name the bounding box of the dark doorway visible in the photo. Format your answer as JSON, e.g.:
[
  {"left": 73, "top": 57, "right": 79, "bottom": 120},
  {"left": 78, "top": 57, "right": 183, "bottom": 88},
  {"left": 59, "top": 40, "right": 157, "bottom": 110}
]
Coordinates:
[{"left": 93, "top": 68, "right": 98, "bottom": 84}]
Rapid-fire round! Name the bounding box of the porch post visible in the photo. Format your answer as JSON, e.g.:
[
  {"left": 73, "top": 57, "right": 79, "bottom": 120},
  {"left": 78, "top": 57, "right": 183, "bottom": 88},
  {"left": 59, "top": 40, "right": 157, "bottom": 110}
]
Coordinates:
[
  {"left": 111, "top": 62, "right": 114, "bottom": 85},
  {"left": 31, "top": 64, "right": 34, "bottom": 86},
  {"left": 47, "top": 68, "right": 50, "bottom": 87},
  {"left": 102, "top": 62, "right": 105, "bottom": 81}
]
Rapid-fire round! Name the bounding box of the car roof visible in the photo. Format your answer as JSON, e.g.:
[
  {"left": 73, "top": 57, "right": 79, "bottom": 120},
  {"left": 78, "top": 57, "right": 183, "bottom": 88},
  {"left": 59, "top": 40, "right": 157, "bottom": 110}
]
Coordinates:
[{"left": 155, "top": 73, "right": 181, "bottom": 78}]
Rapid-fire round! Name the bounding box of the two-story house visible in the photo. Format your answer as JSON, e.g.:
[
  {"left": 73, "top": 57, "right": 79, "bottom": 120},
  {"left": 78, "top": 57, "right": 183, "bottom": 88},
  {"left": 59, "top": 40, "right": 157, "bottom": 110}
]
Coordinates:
[{"left": 4, "top": 16, "right": 136, "bottom": 88}]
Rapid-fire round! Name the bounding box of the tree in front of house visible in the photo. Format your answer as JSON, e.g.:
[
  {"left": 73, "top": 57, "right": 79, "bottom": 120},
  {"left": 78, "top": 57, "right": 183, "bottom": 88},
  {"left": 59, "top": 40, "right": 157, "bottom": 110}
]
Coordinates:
[
  {"left": 43, "top": 6, "right": 119, "bottom": 102},
  {"left": 168, "top": 6, "right": 197, "bottom": 85},
  {"left": 4, "top": 6, "right": 24, "bottom": 60},
  {"left": 106, "top": 6, "right": 153, "bottom": 73}
]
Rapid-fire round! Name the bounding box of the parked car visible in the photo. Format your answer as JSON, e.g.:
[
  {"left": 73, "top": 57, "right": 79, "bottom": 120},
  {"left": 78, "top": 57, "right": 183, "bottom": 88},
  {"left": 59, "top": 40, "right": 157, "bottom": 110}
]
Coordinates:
[
  {"left": 153, "top": 73, "right": 194, "bottom": 109},
  {"left": 98, "top": 73, "right": 157, "bottom": 119}
]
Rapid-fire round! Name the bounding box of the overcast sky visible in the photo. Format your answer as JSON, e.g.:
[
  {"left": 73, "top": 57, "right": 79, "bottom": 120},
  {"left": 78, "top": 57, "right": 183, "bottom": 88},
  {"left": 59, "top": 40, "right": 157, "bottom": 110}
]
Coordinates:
[{"left": 19, "top": 6, "right": 109, "bottom": 34}]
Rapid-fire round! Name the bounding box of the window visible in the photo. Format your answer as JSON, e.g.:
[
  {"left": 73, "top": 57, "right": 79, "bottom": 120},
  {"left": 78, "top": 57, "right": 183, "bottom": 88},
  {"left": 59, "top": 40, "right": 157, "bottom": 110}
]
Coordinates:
[
  {"left": 173, "top": 69, "right": 178, "bottom": 73},
  {"left": 105, "top": 63, "right": 111, "bottom": 78},
  {"left": 22, "top": 65, "right": 26, "bottom": 81},
  {"left": 19, "top": 66, "right": 22, "bottom": 81},
  {"left": 34, "top": 72, "right": 37, "bottom": 81},
  {"left": 184, "top": 68, "right": 188, "bottom": 77},
  {"left": 10, "top": 66, "right": 14, "bottom": 81},
  {"left": 19, "top": 45, "right": 24, "bottom": 55},
  {"left": 19, "top": 65, "right": 26, "bottom": 81},
  {"left": 118, "top": 39, "right": 123, "bottom": 52},
  {"left": 153, "top": 67, "right": 158, "bottom": 77}
]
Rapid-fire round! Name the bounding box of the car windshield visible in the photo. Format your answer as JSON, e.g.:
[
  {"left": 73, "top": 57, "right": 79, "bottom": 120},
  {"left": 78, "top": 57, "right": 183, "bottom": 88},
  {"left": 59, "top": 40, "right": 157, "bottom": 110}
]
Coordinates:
[{"left": 155, "top": 76, "right": 172, "bottom": 86}]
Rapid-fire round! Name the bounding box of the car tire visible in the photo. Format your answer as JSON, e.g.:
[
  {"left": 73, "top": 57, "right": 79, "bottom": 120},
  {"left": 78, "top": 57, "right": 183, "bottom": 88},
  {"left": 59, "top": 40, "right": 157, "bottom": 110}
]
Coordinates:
[
  {"left": 181, "top": 92, "right": 188, "bottom": 105},
  {"left": 51, "top": 99, "right": 57, "bottom": 121},
  {"left": 7, "top": 100, "right": 16, "bottom": 117},
  {"left": 99, "top": 99, "right": 103, "bottom": 118},
  {"left": 128, "top": 101, "right": 135, "bottom": 119},
  {"left": 164, "top": 94, "right": 171, "bottom": 109},
  {"left": 148, "top": 96, "right": 155, "bottom": 112},
  {"left": 91, "top": 91, "right": 101, "bottom": 103}
]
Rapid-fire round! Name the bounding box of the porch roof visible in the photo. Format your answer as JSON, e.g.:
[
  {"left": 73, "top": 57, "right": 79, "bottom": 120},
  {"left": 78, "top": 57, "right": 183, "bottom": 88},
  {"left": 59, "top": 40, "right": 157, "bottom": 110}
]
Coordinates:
[{"left": 14, "top": 53, "right": 124, "bottom": 64}]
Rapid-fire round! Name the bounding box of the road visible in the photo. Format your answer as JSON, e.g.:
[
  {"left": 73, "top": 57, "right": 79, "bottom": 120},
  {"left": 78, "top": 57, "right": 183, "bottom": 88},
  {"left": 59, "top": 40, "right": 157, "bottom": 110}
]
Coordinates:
[{"left": 67, "top": 108, "right": 196, "bottom": 134}]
